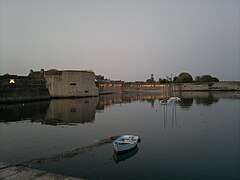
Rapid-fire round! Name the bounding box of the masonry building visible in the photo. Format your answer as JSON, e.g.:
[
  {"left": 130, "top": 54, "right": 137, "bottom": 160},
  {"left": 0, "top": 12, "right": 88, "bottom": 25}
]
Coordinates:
[{"left": 44, "top": 69, "right": 99, "bottom": 98}]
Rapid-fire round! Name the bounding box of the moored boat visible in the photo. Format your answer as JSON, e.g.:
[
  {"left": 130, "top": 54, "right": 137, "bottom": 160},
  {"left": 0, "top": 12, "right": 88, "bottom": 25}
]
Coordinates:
[
  {"left": 169, "top": 96, "right": 181, "bottom": 102},
  {"left": 113, "top": 135, "right": 141, "bottom": 154},
  {"left": 160, "top": 99, "right": 168, "bottom": 105}
]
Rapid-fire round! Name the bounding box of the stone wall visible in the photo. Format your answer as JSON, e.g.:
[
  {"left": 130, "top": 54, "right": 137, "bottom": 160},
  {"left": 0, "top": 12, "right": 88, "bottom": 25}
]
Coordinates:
[
  {"left": 0, "top": 73, "right": 50, "bottom": 103},
  {"left": 98, "top": 85, "right": 123, "bottom": 94},
  {"left": 97, "top": 82, "right": 240, "bottom": 94},
  {"left": 173, "top": 82, "right": 240, "bottom": 91},
  {"left": 0, "top": 69, "right": 99, "bottom": 103},
  {"left": 44, "top": 70, "right": 99, "bottom": 97}
]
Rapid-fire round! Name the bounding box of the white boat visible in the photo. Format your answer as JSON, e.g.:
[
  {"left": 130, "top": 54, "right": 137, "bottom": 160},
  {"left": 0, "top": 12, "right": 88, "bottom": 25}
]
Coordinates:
[
  {"left": 168, "top": 96, "right": 181, "bottom": 102},
  {"left": 160, "top": 99, "right": 168, "bottom": 105},
  {"left": 160, "top": 97, "right": 181, "bottom": 105},
  {"left": 113, "top": 135, "right": 141, "bottom": 154}
]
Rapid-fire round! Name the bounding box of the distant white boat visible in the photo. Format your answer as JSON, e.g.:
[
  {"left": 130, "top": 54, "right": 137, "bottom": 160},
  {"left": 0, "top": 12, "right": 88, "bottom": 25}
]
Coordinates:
[
  {"left": 113, "top": 135, "right": 141, "bottom": 154},
  {"left": 160, "top": 97, "right": 181, "bottom": 105},
  {"left": 160, "top": 99, "right": 168, "bottom": 105},
  {"left": 168, "top": 97, "right": 181, "bottom": 102}
]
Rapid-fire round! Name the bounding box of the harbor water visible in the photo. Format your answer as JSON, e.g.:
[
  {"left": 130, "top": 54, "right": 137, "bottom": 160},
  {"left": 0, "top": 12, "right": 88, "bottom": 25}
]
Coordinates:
[{"left": 0, "top": 92, "right": 239, "bottom": 179}]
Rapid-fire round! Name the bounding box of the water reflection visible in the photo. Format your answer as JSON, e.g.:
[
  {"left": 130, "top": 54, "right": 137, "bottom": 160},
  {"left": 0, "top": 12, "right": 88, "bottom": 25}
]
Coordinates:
[
  {"left": 99, "top": 92, "right": 224, "bottom": 110},
  {"left": 162, "top": 102, "right": 177, "bottom": 130},
  {"left": 179, "top": 98, "right": 194, "bottom": 109},
  {"left": 1, "top": 92, "right": 239, "bottom": 179},
  {"left": 195, "top": 94, "right": 219, "bottom": 106},
  {"left": 171, "top": 102, "right": 177, "bottom": 128},
  {"left": 178, "top": 92, "right": 221, "bottom": 108},
  {"left": 0, "top": 101, "right": 50, "bottom": 122},
  {"left": 44, "top": 98, "right": 99, "bottom": 125},
  {"left": 97, "top": 93, "right": 165, "bottom": 110},
  {"left": 0, "top": 91, "right": 237, "bottom": 124},
  {"left": 113, "top": 147, "right": 138, "bottom": 164}
]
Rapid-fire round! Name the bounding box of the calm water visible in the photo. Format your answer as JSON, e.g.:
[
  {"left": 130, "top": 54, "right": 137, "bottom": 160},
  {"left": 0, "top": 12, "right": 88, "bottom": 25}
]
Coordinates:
[{"left": 0, "top": 92, "right": 240, "bottom": 179}]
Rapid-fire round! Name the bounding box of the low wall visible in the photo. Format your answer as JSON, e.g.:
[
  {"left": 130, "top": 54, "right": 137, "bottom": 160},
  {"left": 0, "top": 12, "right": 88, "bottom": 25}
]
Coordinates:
[
  {"left": 0, "top": 85, "right": 50, "bottom": 103},
  {"left": 1, "top": 80, "right": 239, "bottom": 103},
  {"left": 98, "top": 85, "right": 123, "bottom": 94},
  {"left": 98, "top": 82, "right": 240, "bottom": 94},
  {"left": 0, "top": 72, "right": 51, "bottom": 103},
  {"left": 174, "top": 82, "right": 240, "bottom": 91}
]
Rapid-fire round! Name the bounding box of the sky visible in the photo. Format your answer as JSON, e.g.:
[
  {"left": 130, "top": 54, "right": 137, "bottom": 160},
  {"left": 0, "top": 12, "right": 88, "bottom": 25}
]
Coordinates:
[{"left": 0, "top": 0, "right": 239, "bottom": 81}]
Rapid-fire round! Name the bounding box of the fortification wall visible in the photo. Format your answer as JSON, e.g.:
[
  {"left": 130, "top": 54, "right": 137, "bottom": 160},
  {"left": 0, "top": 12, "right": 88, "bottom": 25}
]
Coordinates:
[
  {"left": 0, "top": 69, "right": 99, "bottom": 103},
  {"left": 0, "top": 73, "right": 50, "bottom": 103},
  {"left": 0, "top": 85, "right": 50, "bottom": 103},
  {"left": 123, "top": 86, "right": 169, "bottom": 93},
  {"left": 97, "top": 82, "right": 240, "bottom": 94},
  {"left": 98, "top": 85, "right": 123, "bottom": 94},
  {"left": 44, "top": 70, "right": 99, "bottom": 97},
  {"left": 174, "top": 82, "right": 240, "bottom": 91}
]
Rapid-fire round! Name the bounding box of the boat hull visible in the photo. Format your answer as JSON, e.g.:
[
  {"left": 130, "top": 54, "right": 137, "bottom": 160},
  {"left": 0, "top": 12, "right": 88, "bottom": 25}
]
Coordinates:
[
  {"left": 113, "top": 135, "right": 140, "bottom": 154},
  {"left": 113, "top": 146, "right": 138, "bottom": 163},
  {"left": 114, "top": 142, "right": 138, "bottom": 154}
]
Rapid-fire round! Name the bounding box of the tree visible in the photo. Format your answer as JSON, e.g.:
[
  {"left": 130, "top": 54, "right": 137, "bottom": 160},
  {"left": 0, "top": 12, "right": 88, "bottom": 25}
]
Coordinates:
[
  {"left": 201, "top": 75, "right": 213, "bottom": 82},
  {"left": 195, "top": 75, "right": 220, "bottom": 82},
  {"left": 146, "top": 78, "right": 155, "bottom": 83},
  {"left": 195, "top": 76, "right": 201, "bottom": 82},
  {"left": 158, "top": 78, "right": 164, "bottom": 83},
  {"left": 176, "top": 72, "right": 193, "bottom": 83},
  {"left": 158, "top": 78, "right": 168, "bottom": 83},
  {"left": 173, "top": 76, "right": 178, "bottom": 82},
  {"left": 212, "top": 77, "right": 219, "bottom": 82}
]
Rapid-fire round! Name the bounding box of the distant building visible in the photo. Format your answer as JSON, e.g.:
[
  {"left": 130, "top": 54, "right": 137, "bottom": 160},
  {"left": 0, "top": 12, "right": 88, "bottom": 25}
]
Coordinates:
[
  {"left": 95, "top": 75, "right": 105, "bottom": 83},
  {"left": 44, "top": 69, "right": 98, "bottom": 97},
  {"left": 151, "top": 74, "right": 154, "bottom": 81},
  {"left": 146, "top": 74, "right": 155, "bottom": 83}
]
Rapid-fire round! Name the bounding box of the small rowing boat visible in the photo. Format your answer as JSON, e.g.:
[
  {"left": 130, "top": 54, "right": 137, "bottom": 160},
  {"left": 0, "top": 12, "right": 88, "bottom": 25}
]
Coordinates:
[{"left": 113, "top": 135, "right": 141, "bottom": 154}]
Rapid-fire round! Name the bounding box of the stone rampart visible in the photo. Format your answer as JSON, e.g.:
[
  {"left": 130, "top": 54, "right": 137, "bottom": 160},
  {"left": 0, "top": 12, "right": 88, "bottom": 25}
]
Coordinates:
[
  {"left": 0, "top": 85, "right": 50, "bottom": 103},
  {"left": 97, "top": 82, "right": 240, "bottom": 94},
  {"left": 0, "top": 73, "right": 50, "bottom": 103},
  {"left": 44, "top": 70, "right": 99, "bottom": 97},
  {"left": 174, "top": 82, "right": 240, "bottom": 91},
  {"left": 0, "top": 69, "right": 99, "bottom": 103}
]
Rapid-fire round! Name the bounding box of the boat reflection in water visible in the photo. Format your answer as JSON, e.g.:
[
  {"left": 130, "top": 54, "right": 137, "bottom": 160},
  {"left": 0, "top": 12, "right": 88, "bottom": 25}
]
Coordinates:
[{"left": 113, "top": 146, "right": 139, "bottom": 164}]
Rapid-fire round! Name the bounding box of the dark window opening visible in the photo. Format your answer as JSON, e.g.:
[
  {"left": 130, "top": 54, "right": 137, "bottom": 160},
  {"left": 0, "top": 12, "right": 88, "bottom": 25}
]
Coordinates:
[
  {"left": 70, "top": 108, "right": 76, "bottom": 112},
  {"left": 84, "top": 90, "right": 89, "bottom": 93},
  {"left": 70, "top": 83, "right": 76, "bottom": 85}
]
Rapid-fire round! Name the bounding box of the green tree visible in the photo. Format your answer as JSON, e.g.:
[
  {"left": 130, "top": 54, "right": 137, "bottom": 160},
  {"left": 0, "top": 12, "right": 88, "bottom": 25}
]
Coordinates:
[
  {"left": 158, "top": 78, "right": 164, "bottom": 83},
  {"left": 146, "top": 74, "right": 155, "bottom": 83},
  {"left": 195, "top": 74, "right": 219, "bottom": 82},
  {"left": 176, "top": 72, "right": 193, "bottom": 83},
  {"left": 195, "top": 76, "right": 201, "bottom": 82},
  {"left": 212, "top": 77, "right": 219, "bottom": 82},
  {"left": 201, "top": 75, "right": 213, "bottom": 82},
  {"left": 173, "top": 76, "right": 178, "bottom": 82}
]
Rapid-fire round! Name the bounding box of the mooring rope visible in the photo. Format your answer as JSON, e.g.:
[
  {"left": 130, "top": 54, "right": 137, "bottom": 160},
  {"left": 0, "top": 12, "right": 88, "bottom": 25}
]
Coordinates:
[{"left": 23, "top": 135, "right": 119, "bottom": 167}]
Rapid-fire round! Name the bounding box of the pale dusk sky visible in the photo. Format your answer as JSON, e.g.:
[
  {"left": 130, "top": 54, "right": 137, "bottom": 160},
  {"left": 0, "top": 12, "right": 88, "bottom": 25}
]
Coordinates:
[{"left": 0, "top": 0, "right": 239, "bottom": 81}]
